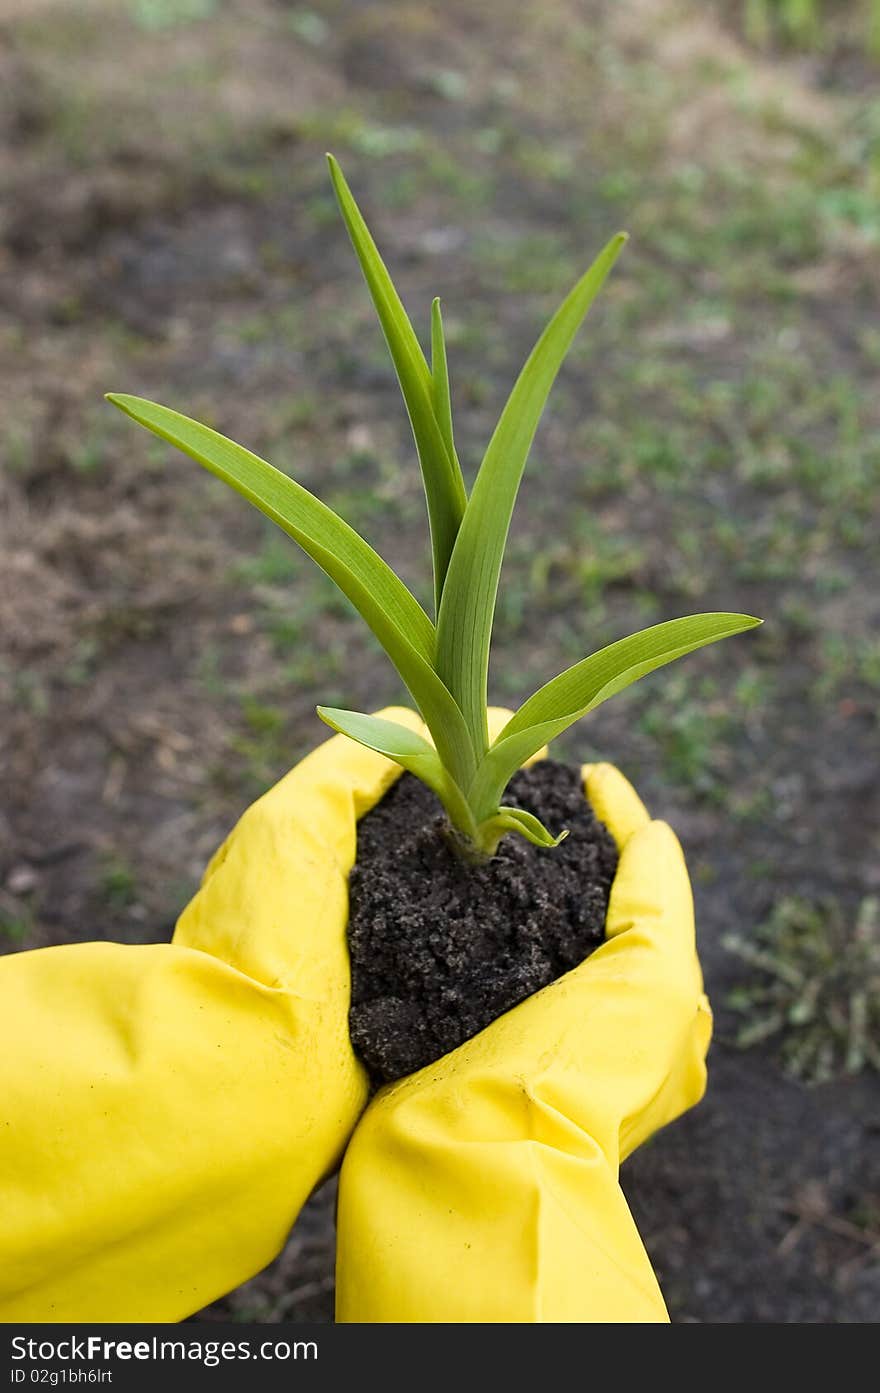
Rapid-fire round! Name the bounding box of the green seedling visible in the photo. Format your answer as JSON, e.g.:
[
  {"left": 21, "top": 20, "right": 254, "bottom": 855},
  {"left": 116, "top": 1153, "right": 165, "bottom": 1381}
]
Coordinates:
[{"left": 108, "top": 156, "right": 760, "bottom": 860}]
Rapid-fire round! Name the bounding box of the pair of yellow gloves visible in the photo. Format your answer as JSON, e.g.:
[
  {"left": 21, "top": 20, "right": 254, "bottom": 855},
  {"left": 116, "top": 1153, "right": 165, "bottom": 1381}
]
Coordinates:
[{"left": 0, "top": 709, "right": 711, "bottom": 1322}]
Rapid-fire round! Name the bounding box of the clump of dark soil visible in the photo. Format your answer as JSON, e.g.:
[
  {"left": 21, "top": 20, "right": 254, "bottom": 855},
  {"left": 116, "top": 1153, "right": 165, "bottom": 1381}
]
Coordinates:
[{"left": 347, "top": 760, "right": 618, "bottom": 1085}]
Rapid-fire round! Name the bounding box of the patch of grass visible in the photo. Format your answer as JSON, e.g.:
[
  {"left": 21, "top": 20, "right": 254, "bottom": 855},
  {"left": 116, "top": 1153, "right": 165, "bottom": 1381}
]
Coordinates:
[
  {"left": 226, "top": 696, "right": 292, "bottom": 795},
  {"left": 233, "top": 532, "right": 301, "bottom": 587},
  {"left": 98, "top": 853, "right": 138, "bottom": 910},
  {"left": 267, "top": 393, "right": 321, "bottom": 436},
  {"left": 11, "top": 2, "right": 311, "bottom": 184},
  {"left": 284, "top": 8, "right": 330, "bottom": 47},
  {"left": 6, "top": 668, "right": 51, "bottom": 719},
  {"left": 743, "top": 0, "right": 880, "bottom": 58},
  {"left": 260, "top": 611, "right": 304, "bottom": 656},
  {"left": 471, "top": 230, "right": 579, "bottom": 295},
  {"left": 2, "top": 425, "right": 35, "bottom": 478},
  {"left": 281, "top": 640, "right": 348, "bottom": 690},
  {"left": 221, "top": 306, "right": 306, "bottom": 351},
  {"left": 729, "top": 784, "right": 776, "bottom": 823},
  {"left": 510, "top": 133, "right": 575, "bottom": 184},
  {"left": 0, "top": 905, "right": 31, "bottom": 945},
  {"left": 63, "top": 638, "right": 100, "bottom": 689},
  {"left": 324, "top": 481, "right": 404, "bottom": 533},
  {"left": 636, "top": 672, "right": 735, "bottom": 801},
  {"left": 129, "top": 0, "right": 219, "bottom": 32},
  {"left": 524, "top": 520, "right": 646, "bottom": 610},
  {"left": 725, "top": 894, "right": 880, "bottom": 1082},
  {"left": 298, "top": 110, "right": 425, "bottom": 163},
  {"left": 195, "top": 641, "right": 226, "bottom": 699},
  {"left": 64, "top": 408, "right": 119, "bottom": 479},
  {"left": 735, "top": 662, "right": 776, "bottom": 707},
  {"left": 420, "top": 148, "right": 495, "bottom": 207},
  {"left": 811, "top": 633, "right": 880, "bottom": 702},
  {"left": 425, "top": 68, "right": 470, "bottom": 103}
]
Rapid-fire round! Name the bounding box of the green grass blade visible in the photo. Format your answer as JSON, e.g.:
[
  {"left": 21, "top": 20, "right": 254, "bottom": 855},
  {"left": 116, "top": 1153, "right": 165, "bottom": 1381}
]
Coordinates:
[
  {"left": 327, "top": 155, "right": 467, "bottom": 611},
  {"left": 317, "top": 707, "right": 477, "bottom": 837},
  {"left": 436, "top": 233, "right": 628, "bottom": 756},
  {"left": 468, "top": 613, "right": 762, "bottom": 819},
  {"left": 431, "top": 297, "right": 457, "bottom": 467},
  {"left": 107, "top": 392, "right": 478, "bottom": 787}
]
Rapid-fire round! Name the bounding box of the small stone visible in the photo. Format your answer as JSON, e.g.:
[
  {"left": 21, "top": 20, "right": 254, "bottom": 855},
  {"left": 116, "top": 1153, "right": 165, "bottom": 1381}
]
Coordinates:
[{"left": 7, "top": 864, "right": 37, "bottom": 895}]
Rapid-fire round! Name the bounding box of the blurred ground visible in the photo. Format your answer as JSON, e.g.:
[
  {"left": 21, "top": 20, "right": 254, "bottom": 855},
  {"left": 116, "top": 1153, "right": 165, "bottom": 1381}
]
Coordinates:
[{"left": 1, "top": 0, "right": 878, "bottom": 1323}]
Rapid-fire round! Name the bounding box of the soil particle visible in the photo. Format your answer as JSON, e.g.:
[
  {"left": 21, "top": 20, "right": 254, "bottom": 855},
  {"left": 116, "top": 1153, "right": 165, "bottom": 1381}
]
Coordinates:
[{"left": 347, "top": 759, "right": 618, "bottom": 1085}]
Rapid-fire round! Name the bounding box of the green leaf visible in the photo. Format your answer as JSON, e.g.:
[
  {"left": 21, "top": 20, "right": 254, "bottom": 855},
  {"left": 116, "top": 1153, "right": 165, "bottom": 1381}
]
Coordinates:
[
  {"left": 468, "top": 613, "right": 762, "bottom": 819},
  {"left": 106, "top": 392, "right": 478, "bottom": 788},
  {"left": 316, "top": 707, "right": 477, "bottom": 838},
  {"left": 430, "top": 297, "right": 457, "bottom": 468},
  {"left": 327, "top": 155, "right": 467, "bottom": 611},
  {"left": 107, "top": 392, "right": 432, "bottom": 652},
  {"left": 475, "top": 805, "right": 568, "bottom": 856},
  {"left": 436, "top": 233, "right": 628, "bottom": 756}
]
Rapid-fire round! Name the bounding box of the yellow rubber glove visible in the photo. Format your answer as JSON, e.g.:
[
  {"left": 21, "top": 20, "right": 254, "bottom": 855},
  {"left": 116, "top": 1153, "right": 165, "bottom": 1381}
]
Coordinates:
[
  {"left": 1, "top": 708, "right": 709, "bottom": 1324},
  {"left": 0, "top": 707, "right": 422, "bottom": 1322},
  {"left": 336, "top": 761, "right": 713, "bottom": 1323}
]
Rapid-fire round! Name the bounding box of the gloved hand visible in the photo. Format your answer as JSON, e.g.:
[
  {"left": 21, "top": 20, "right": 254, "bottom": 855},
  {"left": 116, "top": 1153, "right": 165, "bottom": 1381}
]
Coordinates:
[
  {"left": 0, "top": 710, "right": 710, "bottom": 1323},
  {"left": 0, "top": 708, "right": 420, "bottom": 1321},
  {"left": 336, "top": 760, "right": 713, "bottom": 1322}
]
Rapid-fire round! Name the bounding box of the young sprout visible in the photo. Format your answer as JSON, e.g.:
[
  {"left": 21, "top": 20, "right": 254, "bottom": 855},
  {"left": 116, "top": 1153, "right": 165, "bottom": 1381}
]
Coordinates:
[{"left": 107, "top": 155, "right": 760, "bottom": 861}]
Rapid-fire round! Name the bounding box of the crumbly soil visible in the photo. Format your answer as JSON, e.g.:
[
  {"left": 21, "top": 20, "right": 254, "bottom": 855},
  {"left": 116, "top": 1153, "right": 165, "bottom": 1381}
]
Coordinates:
[{"left": 347, "top": 761, "right": 618, "bottom": 1085}]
